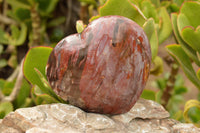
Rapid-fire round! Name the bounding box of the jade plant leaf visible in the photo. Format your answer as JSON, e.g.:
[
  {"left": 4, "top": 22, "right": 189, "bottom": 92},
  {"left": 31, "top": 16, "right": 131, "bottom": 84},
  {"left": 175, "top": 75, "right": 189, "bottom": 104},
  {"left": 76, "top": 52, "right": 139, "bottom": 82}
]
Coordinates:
[
  {"left": 174, "top": 86, "right": 188, "bottom": 95},
  {"left": 150, "top": 0, "right": 160, "bottom": 7},
  {"left": 0, "top": 59, "right": 7, "bottom": 68},
  {"left": 13, "top": 78, "right": 31, "bottom": 109},
  {"left": 6, "top": 0, "right": 31, "bottom": 9},
  {"left": 143, "top": 18, "right": 158, "bottom": 61},
  {"left": 0, "top": 79, "right": 14, "bottom": 96},
  {"left": 140, "top": 89, "right": 156, "bottom": 101},
  {"left": 0, "top": 102, "right": 13, "bottom": 119},
  {"left": 36, "top": 0, "right": 59, "bottom": 15},
  {"left": 15, "top": 8, "right": 31, "bottom": 22},
  {"left": 166, "top": 44, "right": 200, "bottom": 89},
  {"left": 23, "top": 46, "right": 53, "bottom": 90},
  {"left": 0, "top": 28, "right": 8, "bottom": 44},
  {"left": 179, "top": 1, "right": 200, "bottom": 29},
  {"left": 99, "top": 0, "right": 146, "bottom": 26},
  {"left": 141, "top": 0, "right": 159, "bottom": 23},
  {"left": 171, "top": 13, "right": 200, "bottom": 66},
  {"left": 31, "top": 85, "right": 60, "bottom": 105},
  {"left": 173, "top": 0, "right": 184, "bottom": 7},
  {"left": 197, "top": 69, "right": 200, "bottom": 80},
  {"left": 150, "top": 56, "right": 163, "bottom": 76},
  {"left": 181, "top": 26, "right": 200, "bottom": 53},
  {"left": 183, "top": 99, "right": 200, "bottom": 127},
  {"left": 7, "top": 23, "right": 28, "bottom": 46},
  {"left": 177, "top": 14, "right": 190, "bottom": 33},
  {"left": 158, "top": 7, "right": 172, "bottom": 44},
  {"left": 34, "top": 68, "right": 65, "bottom": 103},
  {"left": 79, "top": 0, "right": 97, "bottom": 6}
]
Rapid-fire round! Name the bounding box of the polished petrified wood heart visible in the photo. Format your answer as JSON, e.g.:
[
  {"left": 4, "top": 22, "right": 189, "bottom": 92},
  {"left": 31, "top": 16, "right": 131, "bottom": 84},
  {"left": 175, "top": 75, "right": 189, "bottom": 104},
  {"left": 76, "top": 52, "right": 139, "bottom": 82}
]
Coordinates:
[{"left": 46, "top": 16, "right": 151, "bottom": 114}]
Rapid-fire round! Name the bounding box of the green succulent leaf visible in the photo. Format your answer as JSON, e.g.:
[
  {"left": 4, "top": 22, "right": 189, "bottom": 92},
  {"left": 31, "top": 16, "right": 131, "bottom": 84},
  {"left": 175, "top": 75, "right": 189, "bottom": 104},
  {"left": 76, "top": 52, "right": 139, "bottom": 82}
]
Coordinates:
[
  {"left": 37, "top": 94, "right": 60, "bottom": 104},
  {"left": 36, "top": 0, "right": 59, "bottom": 15},
  {"left": 141, "top": 0, "right": 159, "bottom": 23},
  {"left": 140, "top": 89, "right": 156, "bottom": 101},
  {"left": 197, "top": 68, "right": 200, "bottom": 80},
  {"left": 11, "top": 25, "right": 20, "bottom": 40},
  {"left": 173, "top": 0, "right": 184, "bottom": 7},
  {"left": 154, "top": 78, "right": 166, "bottom": 91},
  {"left": 99, "top": 0, "right": 146, "bottom": 26},
  {"left": 8, "top": 23, "right": 27, "bottom": 46},
  {"left": 0, "top": 28, "right": 8, "bottom": 44},
  {"left": 13, "top": 79, "right": 31, "bottom": 109},
  {"left": 0, "top": 79, "right": 14, "bottom": 96},
  {"left": 47, "top": 16, "right": 66, "bottom": 28},
  {"left": 31, "top": 85, "right": 60, "bottom": 105},
  {"left": 177, "top": 14, "right": 190, "bottom": 33},
  {"left": 174, "top": 74, "right": 184, "bottom": 87},
  {"left": 0, "top": 102, "right": 13, "bottom": 119},
  {"left": 181, "top": 26, "right": 200, "bottom": 53},
  {"left": 79, "top": 0, "right": 97, "bottom": 6},
  {"left": 34, "top": 68, "right": 65, "bottom": 103},
  {"left": 166, "top": 44, "right": 200, "bottom": 89},
  {"left": 179, "top": 1, "right": 200, "bottom": 29},
  {"left": 150, "top": 0, "right": 160, "bottom": 7},
  {"left": 89, "top": 15, "right": 100, "bottom": 22},
  {"left": 7, "top": 0, "right": 31, "bottom": 9},
  {"left": 184, "top": 99, "right": 200, "bottom": 127},
  {"left": 0, "top": 59, "right": 7, "bottom": 68},
  {"left": 23, "top": 46, "right": 53, "bottom": 90},
  {"left": 150, "top": 56, "right": 163, "bottom": 76},
  {"left": 76, "top": 20, "right": 85, "bottom": 33},
  {"left": 174, "top": 86, "right": 188, "bottom": 95},
  {"left": 171, "top": 13, "right": 200, "bottom": 66},
  {"left": 15, "top": 8, "right": 31, "bottom": 21},
  {"left": 143, "top": 18, "right": 158, "bottom": 61},
  {"left": 158, "top": 7, "right": 172, "bottom": 44}
]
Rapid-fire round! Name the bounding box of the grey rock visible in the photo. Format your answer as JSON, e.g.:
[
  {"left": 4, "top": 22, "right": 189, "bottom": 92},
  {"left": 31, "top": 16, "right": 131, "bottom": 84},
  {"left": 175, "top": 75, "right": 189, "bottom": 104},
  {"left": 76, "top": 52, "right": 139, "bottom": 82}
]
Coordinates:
[
  {"left": 173, "top": 123, "right": 200, "bottom": 133},
  {"left": 0, "top": 99, "right": 199, "bottom": 133}
]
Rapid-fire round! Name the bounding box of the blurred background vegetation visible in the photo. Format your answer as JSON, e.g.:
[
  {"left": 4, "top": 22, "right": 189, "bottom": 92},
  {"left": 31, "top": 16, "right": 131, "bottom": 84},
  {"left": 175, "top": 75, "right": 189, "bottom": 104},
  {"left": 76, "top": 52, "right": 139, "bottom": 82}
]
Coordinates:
[{"left": 0, "top": 0, "right": 200, "bottom": 127}]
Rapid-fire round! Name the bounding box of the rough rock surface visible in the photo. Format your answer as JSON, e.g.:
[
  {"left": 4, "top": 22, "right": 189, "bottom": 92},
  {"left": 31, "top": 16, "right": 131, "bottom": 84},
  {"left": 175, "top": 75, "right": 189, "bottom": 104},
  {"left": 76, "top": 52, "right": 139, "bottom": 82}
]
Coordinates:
[{"left": 0, "top": 99, "right": 200, "bottom": 133}]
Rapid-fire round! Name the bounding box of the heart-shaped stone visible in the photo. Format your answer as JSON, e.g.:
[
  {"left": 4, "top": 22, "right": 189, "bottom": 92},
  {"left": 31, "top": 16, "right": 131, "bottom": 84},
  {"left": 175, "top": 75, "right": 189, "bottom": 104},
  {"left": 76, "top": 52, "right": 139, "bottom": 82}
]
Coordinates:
[{"left": 46, "top": 16, "right": 151, "bottom": 114}]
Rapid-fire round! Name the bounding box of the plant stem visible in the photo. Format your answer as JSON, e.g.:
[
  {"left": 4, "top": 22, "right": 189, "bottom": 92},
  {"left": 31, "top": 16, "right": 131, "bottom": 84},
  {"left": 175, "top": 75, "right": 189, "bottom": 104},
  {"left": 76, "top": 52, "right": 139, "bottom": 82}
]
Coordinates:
[
  {"left": 80, "top": 2, "right": 88, "bottom": 24},
  {"left": 161, "top": 59, "right": 179, "bottom": 108},
  {"left": 0, "top": 90, "right": 4, "bottom": 100},
  {"left": 7, "top": 65, "right": 19, "bottom": 82},
  {"left": 29, "top": 4, "right": 41, "bottom": 47},
  {"left": 0, "top": 14, "right": 17, "bottom": 25}
]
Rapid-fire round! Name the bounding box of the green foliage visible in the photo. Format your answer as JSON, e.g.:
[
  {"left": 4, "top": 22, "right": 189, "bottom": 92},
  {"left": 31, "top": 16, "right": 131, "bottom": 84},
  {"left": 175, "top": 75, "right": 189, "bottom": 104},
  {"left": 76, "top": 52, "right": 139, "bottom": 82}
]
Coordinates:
[
  {"left": 150, "top": 56, "right": 163, "bottom": 75},
  {"left": 13, "top": 79, "right": 32, "bottom": 109},
  {"left": 153, "top": 73, "right": 188, "bottom": 121},
  {"left": 0, "top": 79, "right": 15, "bottom": 96},
  {"left": 23, "top": 47, "right": 65, "bottom": 104},
  {"left": 76, "top": 20, "right": 85, "bottom": 33},
  {"left": 168, "top": 1, "right": 200, "bottom": 90},
  {"left": 99, "top": 0, "right": 146, "bottom": 26},
  {"left": 166, "top": 45, "right": 200, "bottom": 89},
  {"left": 23, "top": 47, "right": 52, "bottom": 90},
  {"left": 0, "top": 78, "right": 33, "bottom": 117},
  {"left": 141, "top": 89, "right": 156, "bottom": 101},
  {"left": 184, "top": 99, "right": 200, "bottom": 127},
  {"left": 143, "top": 18, "right": 158, "bottom": 61},
  {"left": 0, "top": 102, "right": 13, "bottom": 119}
]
